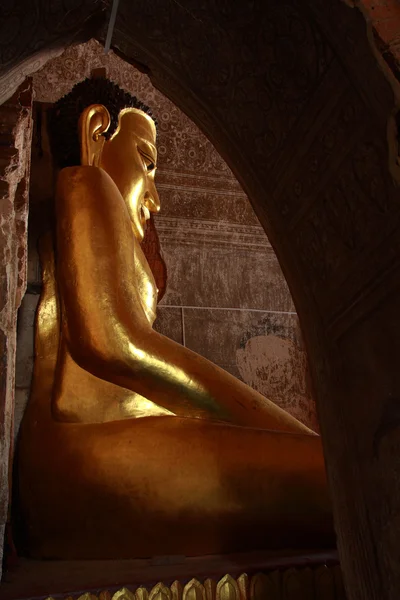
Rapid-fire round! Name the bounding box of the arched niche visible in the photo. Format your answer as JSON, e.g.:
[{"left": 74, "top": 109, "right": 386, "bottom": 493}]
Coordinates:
[
  {"left": 2, "top": 1, "right": 400, "bottom": 597},
  {"left": 16, "top": 38, "right": 316, "bottom": 434}
]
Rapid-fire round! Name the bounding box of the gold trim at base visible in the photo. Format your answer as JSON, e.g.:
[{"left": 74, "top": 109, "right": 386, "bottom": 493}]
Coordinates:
[{"left": 45, "top": 567, "right": 345, "bottom": 600}]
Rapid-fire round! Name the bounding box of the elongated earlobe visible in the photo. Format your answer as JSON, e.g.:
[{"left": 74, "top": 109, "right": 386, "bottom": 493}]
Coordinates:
[{"left": 79, "top": 104, "right": 111, "bottom": 166}]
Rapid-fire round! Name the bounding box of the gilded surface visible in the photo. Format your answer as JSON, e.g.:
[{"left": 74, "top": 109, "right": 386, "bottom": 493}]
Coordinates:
[
  {"left": 41, "top": 568, "right": 345, "bottom": 600},
  {"left": 17, "top": 102, "right": 333, "bottom": 559}
]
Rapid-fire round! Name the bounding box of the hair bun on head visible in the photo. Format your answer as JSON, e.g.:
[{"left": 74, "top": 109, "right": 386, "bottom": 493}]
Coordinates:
[{"left": 49, "top": 77, "right": 157, "bottom": 169}]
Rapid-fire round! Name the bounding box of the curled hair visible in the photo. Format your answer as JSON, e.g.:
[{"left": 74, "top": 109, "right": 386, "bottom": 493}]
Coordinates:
[{"left": 49, "top": 77, "right": 157, "bottom": 169}]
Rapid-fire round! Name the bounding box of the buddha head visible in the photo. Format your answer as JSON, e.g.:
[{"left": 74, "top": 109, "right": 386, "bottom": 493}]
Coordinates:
[{"left": 50, "top": 78, "right": 160, "bottom": 241}]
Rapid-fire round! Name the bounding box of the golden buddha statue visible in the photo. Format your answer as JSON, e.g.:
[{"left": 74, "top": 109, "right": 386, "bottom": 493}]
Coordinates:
[{"left": 16, "top": 78, "right": 333, "bottom": 560}]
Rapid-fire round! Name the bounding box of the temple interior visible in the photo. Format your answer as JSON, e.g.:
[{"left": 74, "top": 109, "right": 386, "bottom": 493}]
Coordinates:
[
  {"left": 1, "top": 1, "right": 400, "bottom": 599},
  {"left": 14, "top": 39, "right": 318, "bottom": 442}
]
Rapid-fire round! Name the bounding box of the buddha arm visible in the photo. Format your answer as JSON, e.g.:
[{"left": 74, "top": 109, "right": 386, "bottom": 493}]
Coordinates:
[{"left": 55, "top": 166, "right": 313, "bottom": 434}]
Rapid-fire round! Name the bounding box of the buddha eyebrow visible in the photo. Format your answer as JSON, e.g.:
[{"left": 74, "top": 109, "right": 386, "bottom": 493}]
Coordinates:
[{"left": 137, "top": 139, "right": 157, "bottom": 162}]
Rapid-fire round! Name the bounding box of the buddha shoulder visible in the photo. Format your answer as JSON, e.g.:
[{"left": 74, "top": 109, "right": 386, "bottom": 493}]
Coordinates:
[{"left": 56, "top": 166, "right": 126, "bottom": 211}]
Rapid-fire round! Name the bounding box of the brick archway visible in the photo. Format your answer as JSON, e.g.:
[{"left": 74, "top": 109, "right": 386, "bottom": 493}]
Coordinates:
[
  {"left": 358, "top": 0, "right": 400, "bottom": 80},
  {"left": 2, "top": 1, "right": 400, "bottom": 598}
]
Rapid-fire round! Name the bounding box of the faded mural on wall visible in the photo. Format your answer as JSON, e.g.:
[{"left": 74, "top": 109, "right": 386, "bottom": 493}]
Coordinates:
[{"left": 14, "top": 39, "right": 318, "bottom": 433}]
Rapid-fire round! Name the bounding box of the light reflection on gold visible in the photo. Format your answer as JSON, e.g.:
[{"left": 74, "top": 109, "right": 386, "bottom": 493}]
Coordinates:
[{"left": 17, "top": 93, "right": 333, "bottom": 560}]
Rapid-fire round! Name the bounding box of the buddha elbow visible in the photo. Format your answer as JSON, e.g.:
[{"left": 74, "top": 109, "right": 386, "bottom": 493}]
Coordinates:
[{"left": 66, "top": 332, "right": 143, "bottom": 379}]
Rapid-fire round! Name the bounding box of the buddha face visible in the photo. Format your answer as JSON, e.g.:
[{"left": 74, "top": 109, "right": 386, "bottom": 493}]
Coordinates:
[{"left": 99, "top": 108, "right": 160, "bottom": 242}]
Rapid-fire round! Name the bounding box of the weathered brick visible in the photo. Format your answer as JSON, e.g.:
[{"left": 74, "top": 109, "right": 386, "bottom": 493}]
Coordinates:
[{"left": 0, "top": 79, "right": 32, "bottom": 578}]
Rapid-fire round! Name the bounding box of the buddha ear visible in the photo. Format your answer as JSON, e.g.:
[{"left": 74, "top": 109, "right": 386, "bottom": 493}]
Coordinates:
[{"left": 78, "top": 104, "right": 111, "bottom": 167}]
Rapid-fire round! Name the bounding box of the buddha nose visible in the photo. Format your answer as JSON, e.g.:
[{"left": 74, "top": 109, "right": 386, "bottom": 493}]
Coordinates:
[{"left": 144, "top": 185, "right": 160, "bottom": 214}]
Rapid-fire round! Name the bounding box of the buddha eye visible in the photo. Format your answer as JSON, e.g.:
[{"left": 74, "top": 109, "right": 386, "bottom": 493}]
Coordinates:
[
  {"left": 138, "top": 148, "right": 156, "bottom": 172},
  {"left": 145, "top": 158, "right": 155, "bottom": 172}
]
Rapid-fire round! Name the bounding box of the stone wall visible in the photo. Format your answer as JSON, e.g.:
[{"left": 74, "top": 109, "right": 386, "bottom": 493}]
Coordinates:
[
  {"left": 12, "top": 39, "right": 318, "bottom": 433},
  {"left": 0, "top": 81, "right": 33, "bottom": 576}
]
